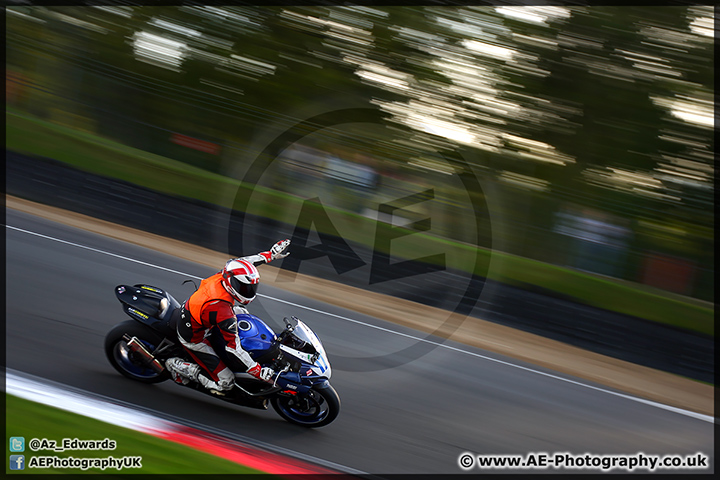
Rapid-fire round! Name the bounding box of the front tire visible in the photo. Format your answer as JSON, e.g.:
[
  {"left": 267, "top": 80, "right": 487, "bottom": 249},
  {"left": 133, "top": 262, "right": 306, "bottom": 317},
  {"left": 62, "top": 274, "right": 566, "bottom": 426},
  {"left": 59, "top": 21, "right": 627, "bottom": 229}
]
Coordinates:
[
  {"left": 105, "top": 320, "right": 170, "bottom": 384},
  {"left": 271, "top": 384, "right": 340, "bottom": 428}
]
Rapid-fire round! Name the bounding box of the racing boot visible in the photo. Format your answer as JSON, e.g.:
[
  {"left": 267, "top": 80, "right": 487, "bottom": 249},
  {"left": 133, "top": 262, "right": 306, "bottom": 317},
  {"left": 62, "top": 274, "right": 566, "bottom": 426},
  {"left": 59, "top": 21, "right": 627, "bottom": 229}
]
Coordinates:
[
  {"left": 165, "top": 357, "right": 200, "bottom": 385},
  {"left": 165, "top": 358, "right": 232, "bottom": 396}
]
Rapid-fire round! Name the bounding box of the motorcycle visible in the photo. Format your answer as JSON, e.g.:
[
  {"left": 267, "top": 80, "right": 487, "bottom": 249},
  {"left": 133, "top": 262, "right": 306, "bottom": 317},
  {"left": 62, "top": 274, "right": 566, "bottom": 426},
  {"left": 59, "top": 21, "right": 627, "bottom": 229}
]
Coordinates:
[{"left": 104, "top": 283, "right": 340, "bottom": 428}]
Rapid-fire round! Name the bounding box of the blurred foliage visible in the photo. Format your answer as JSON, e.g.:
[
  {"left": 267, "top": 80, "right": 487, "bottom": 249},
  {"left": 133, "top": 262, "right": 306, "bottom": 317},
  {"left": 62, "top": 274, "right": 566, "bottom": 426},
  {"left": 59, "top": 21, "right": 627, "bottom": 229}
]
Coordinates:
[{"left": 5, "top": 5, "right": 714, "bottom": 302}]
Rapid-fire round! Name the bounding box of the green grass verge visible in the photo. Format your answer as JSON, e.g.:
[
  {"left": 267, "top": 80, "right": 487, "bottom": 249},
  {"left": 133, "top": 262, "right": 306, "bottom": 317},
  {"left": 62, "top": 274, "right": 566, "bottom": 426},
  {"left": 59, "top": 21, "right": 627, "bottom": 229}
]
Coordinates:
[
  {"left": 490, "top": 255, "right": 713, "bottom": 336},
  {"left": 5, "top": 394, "right": 267, "bottom": 474},
  {"left": 6, "top": 110, "right": 713, "bottom": 336}
]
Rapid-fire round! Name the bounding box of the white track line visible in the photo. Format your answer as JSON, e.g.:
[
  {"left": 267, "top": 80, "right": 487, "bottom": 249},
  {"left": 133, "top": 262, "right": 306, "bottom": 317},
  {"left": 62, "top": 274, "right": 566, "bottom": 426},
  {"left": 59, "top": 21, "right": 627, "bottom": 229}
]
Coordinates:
[{"left": 5, "top": 224, "right": 716, "bottom": 424}]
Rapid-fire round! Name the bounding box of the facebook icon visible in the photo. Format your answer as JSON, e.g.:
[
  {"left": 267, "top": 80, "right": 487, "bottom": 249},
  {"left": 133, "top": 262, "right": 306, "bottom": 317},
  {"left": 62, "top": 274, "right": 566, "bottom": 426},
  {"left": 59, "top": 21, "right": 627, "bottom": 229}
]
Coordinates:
[{"left": 10, "top": 455, "right": 25, "bottom": 470}]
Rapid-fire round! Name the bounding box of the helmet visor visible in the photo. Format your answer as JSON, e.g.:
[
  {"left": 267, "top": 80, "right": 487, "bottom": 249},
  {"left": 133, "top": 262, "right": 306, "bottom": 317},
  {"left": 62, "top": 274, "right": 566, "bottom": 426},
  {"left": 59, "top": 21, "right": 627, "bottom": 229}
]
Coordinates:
[{"left": 230, "top": 277, "right": 257, "bottom": 300}]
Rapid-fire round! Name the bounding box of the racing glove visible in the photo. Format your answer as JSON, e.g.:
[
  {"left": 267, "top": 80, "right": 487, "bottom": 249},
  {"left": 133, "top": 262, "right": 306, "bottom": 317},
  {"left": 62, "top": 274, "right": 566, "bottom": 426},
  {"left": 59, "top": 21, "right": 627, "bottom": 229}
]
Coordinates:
[
  {"left": 239, "top": 239, "right": 291, "bottom": 266},
  {"left": 269, "top": 239, "right": 291, "bottom": 261},
  {"left": 247, "top": 363, "right": 275, "bottom": 383}
]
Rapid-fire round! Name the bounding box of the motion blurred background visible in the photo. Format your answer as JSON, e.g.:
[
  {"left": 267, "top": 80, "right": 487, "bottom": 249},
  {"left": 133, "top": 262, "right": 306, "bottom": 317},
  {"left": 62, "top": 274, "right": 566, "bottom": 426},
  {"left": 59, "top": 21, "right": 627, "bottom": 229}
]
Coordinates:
[{"left": 6, "top": 5, "right": 714, "bottom": 341}]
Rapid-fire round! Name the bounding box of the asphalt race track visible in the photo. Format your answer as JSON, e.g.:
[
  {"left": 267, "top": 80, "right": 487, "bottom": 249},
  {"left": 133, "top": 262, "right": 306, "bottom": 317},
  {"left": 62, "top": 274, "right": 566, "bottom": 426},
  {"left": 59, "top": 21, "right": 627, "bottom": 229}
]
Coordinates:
[{"left": 5, "top": 209, "right": 714, "bottom": 475}]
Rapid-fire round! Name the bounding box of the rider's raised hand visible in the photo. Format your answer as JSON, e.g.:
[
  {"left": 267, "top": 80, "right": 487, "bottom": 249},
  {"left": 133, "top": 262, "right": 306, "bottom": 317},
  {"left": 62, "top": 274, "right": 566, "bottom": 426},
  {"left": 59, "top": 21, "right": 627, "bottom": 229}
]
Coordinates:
[
  {"left": 243, "top": 239, "right": 290, "bottom": 265},
  {"left": 270, "top": 239, "right": 290, "bottom": 261}
]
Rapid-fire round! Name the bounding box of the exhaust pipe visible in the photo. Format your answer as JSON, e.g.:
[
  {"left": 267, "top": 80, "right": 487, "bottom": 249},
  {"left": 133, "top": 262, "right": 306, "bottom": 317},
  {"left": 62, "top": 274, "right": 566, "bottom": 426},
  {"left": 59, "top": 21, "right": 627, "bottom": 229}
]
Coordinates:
[{"left": 123, "top": 334, "right": 165, "bottom": 373}]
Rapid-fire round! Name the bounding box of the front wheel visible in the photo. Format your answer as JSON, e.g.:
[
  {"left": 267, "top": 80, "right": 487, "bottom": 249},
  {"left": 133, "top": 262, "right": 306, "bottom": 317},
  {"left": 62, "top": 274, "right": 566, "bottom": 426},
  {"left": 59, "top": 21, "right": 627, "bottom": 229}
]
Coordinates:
[
  {"left": 271, "top": 384, "right": 340, "bottom": 428},
  {"left": 104, "top": 320, "right": 170, "bottom": 384}
]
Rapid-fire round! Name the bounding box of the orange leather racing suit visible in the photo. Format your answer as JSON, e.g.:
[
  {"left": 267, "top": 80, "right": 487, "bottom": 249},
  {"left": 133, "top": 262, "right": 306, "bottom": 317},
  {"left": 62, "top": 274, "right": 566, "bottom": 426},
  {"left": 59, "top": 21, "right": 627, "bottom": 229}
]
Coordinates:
[{"left": 177, "top": 252, "right": 271, "bottom": 390}]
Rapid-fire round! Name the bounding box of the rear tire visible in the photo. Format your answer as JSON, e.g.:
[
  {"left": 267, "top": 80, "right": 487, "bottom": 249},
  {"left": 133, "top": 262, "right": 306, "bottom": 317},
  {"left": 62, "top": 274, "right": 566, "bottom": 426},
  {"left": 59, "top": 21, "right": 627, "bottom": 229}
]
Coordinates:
[
  {"left": 271, "top": 383, "right": 340, "bottom": 428},
  {"left": 104, "top": 320, "right": 170, "bottom": 384}
]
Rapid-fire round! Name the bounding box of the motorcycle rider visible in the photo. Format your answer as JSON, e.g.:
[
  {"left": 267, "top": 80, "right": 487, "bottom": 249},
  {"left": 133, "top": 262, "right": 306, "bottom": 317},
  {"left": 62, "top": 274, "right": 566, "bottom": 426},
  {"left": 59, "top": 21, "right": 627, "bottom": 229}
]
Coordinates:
[{"left": 165, "top": 239, "right": 290, "bottom": 395}]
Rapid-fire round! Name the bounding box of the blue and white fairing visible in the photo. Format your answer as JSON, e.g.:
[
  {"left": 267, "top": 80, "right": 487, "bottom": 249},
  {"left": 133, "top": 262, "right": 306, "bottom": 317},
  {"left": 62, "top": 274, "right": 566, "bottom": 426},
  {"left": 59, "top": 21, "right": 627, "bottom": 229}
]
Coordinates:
[
  {"left": 279, "top": 320, "right": 332, "bottom": 380},
  {"left": 233, "top": 312, "right": 331, "bottom": 383}
]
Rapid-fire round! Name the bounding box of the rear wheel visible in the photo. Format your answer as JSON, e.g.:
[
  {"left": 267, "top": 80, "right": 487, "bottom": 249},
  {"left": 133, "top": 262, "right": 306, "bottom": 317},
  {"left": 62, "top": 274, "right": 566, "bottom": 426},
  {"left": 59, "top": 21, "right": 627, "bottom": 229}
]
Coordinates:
[
  {"left": 271, "top": 384, "right": 340, "bottom": 428},
  {"left": 104, "top": 320, "right": 169, "bottom": 384}
]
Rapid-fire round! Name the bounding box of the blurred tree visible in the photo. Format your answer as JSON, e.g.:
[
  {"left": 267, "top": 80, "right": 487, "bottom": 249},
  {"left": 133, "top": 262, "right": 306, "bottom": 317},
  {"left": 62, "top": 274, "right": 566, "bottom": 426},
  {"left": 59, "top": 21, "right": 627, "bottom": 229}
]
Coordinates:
[{"left": 5, "top": 5, "right": 713, "bottom": 297}]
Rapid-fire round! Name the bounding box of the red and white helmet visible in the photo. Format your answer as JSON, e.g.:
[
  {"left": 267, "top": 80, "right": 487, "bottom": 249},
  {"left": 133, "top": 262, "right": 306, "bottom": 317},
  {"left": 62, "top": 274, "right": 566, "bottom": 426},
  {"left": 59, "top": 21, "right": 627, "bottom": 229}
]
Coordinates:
[{"left": 221, "top": 259, "right": 260, "bottom": 305}]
